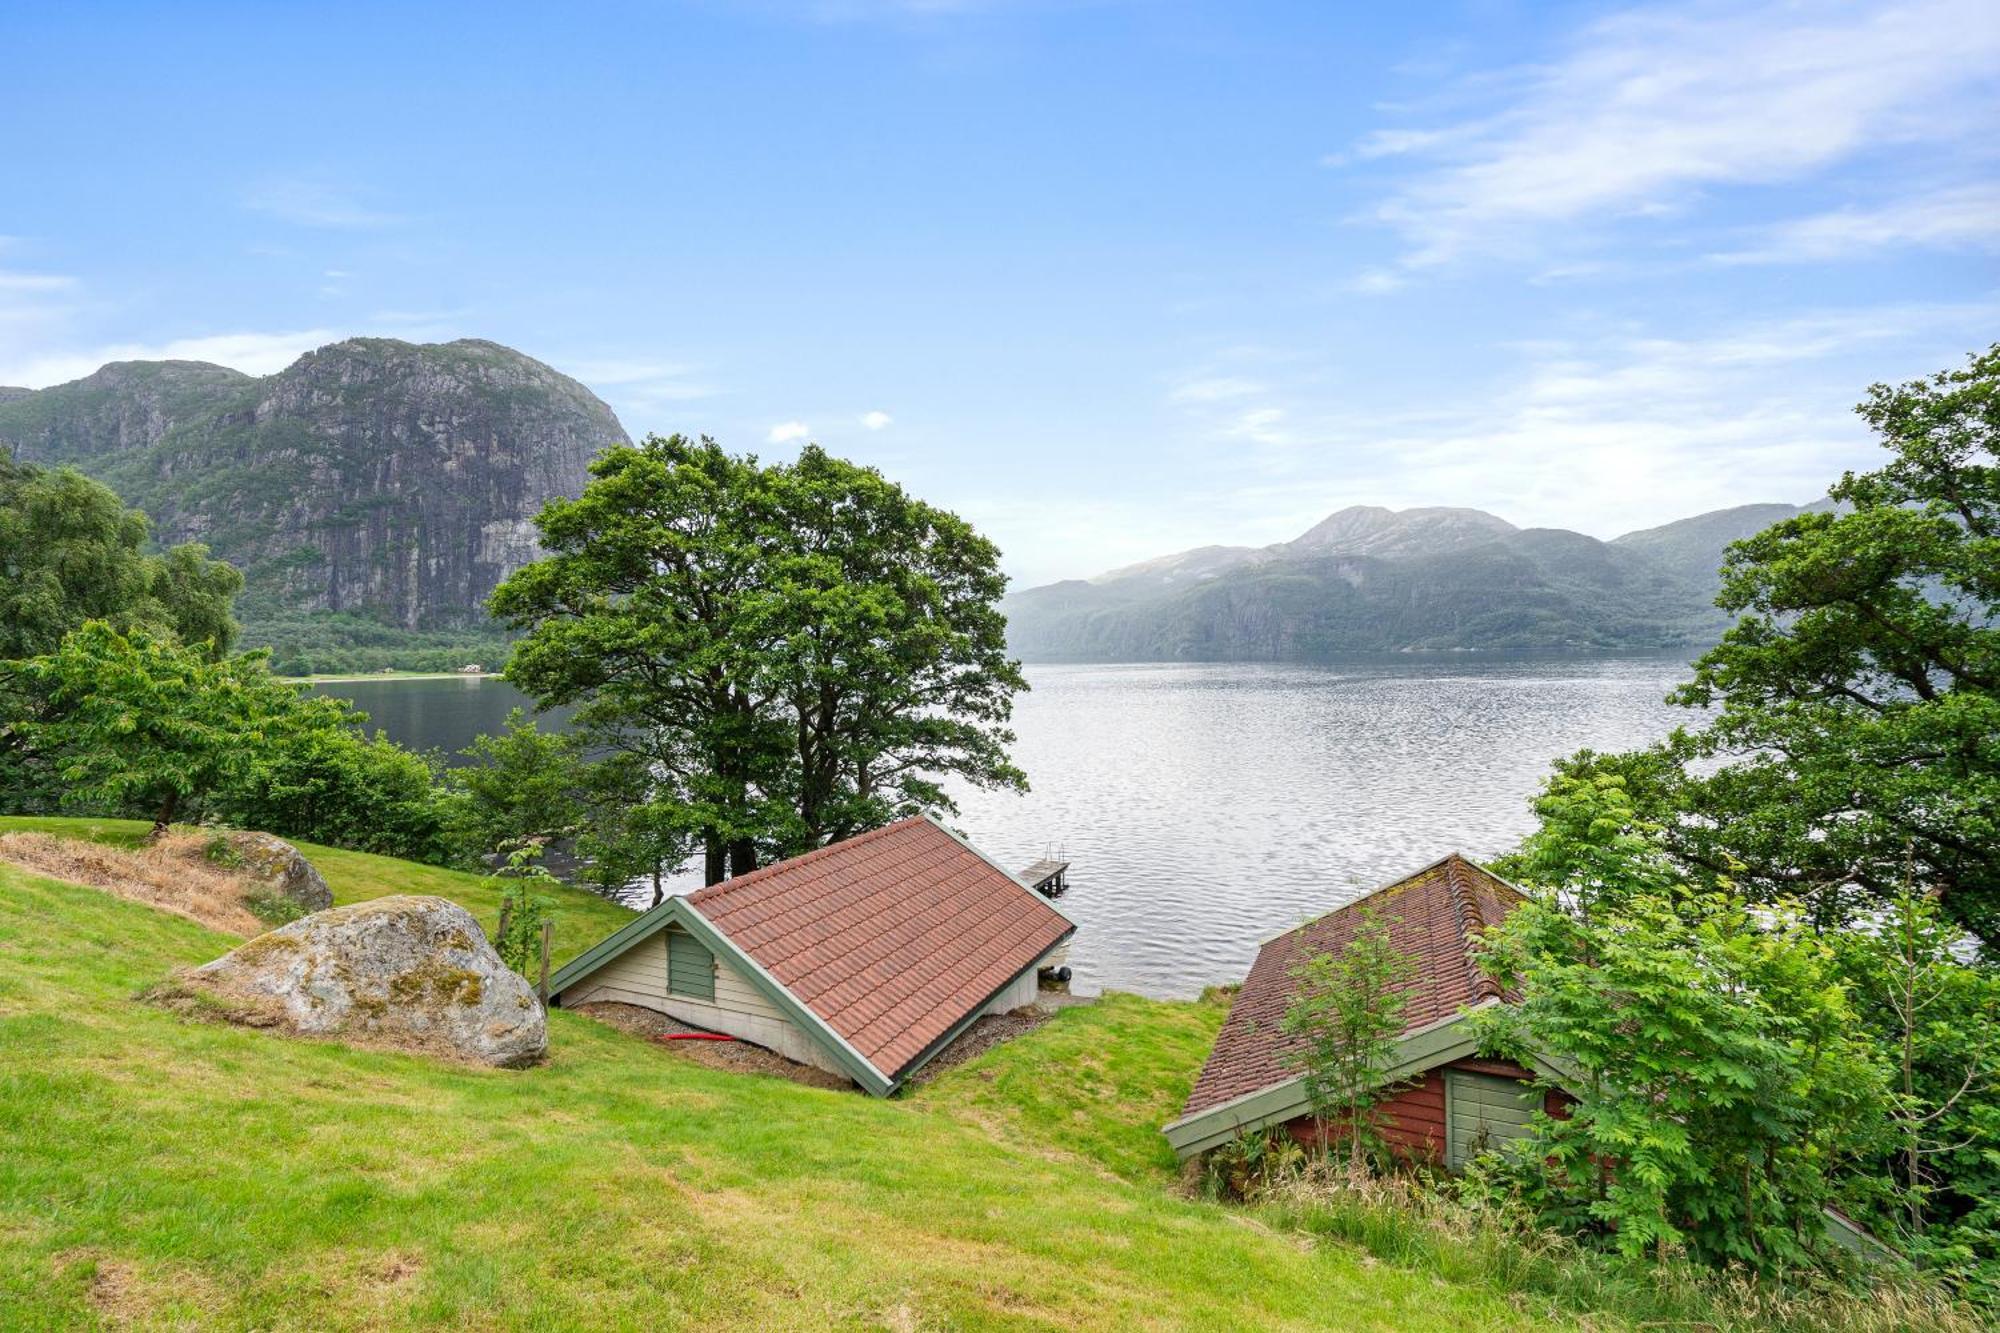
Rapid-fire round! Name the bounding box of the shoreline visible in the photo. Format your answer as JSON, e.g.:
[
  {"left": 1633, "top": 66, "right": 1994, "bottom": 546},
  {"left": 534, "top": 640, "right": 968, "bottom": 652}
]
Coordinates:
[{"left": 282, "top": 671, "right": 499, "bottom": 685}]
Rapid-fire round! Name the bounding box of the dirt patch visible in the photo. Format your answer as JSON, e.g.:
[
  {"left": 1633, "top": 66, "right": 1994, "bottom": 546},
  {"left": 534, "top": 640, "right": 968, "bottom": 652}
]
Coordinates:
[
  {"left": 905, "top": 1006, "right": 1056, "bottom": 1087},
  {"left": 572, "top": 1001, "right": 856, "bottom": 1091},
  {"left": 0, "top": 832, "right": 265, "bottom": 935}
]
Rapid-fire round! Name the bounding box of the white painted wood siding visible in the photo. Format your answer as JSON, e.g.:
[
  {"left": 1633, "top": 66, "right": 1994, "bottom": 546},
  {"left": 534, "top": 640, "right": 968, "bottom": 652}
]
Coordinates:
[{"left": 556, "top": 931, "right": 850, "bottom": 1079}]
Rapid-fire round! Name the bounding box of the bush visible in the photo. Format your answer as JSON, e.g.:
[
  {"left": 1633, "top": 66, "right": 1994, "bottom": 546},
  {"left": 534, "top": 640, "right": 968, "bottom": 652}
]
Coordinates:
[{"left": 1256, "top": 1163, "right": 1981, "bottom": 1333}]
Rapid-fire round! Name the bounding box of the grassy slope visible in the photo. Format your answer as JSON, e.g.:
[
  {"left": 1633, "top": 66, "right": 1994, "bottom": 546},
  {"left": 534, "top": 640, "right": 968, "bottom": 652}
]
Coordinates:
[{"left": 0, "top": 819, "right": 1569, "bottom": 1331}]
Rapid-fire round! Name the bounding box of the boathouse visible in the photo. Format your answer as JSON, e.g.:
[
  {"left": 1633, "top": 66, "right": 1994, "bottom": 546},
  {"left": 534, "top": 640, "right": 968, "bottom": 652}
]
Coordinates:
[
  {"left": 1163, "top": 853, "right": 1559, "bottom": 1163},
  {"left": 545, "top": 815, "right": 1075, "bottom": 1095}
]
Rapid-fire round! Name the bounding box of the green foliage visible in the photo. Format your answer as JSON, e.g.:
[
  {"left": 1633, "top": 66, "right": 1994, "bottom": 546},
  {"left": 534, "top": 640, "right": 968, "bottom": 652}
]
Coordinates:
[
  {"left": 238, "top": 609, "right": 514, "bottom": 676},
  {"left": 1829, "top": 892, "right": 2000, "bottom": 1302},
  {"left": 441, "top": 709, "right": 586, "bottom": 864},
  {"left": 1478, "top": 775, "right": 1889, "bottom": 1273},
  {"left": 1592, "top": 345, "right": 2000, "bottom": 947},
  {"left": 241, "top": 885, "right": 306, "bottom": 928},
  {"left": 216, "top": 703, "right": 447, "bottom": 864},
  {"left": 1202, "top": 1127, "right": 1307, "bottom": 1201},
  {"left": 1261, "top": 1167, "right": 1982, "bottom": 1333},
  {"left": 488, "top": 843, "right": 560, "bottom": 977},
  {"left": 1278, "top": 907, "right": 1415, "bottom": 1168},
  {"left": 2, "top": 624, "right": 287, "bottom": 835},
  {"left": 2, "top": 622, "right": 447, "bottom": 862},
  {"left": 571, "top": 751, "right": 695, "bottom": 905},
  {"left": 0, "top": 459, "right": 242, "bottom": 661},
  {"left": 492, "top": 434, "right": 1026, "bottom": 884}
]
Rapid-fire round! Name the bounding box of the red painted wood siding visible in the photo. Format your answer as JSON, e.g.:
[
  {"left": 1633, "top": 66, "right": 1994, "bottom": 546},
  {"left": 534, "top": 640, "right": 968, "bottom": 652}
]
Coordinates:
[{"left": 1280, "top": 1058, "right": 1564, "bottom": 1165}]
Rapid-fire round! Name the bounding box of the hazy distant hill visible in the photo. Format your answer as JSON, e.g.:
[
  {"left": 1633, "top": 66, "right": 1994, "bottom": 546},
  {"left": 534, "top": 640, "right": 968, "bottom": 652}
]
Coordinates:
[
  {"left": 1004, "top": 501, "right": 1817, "bottom": 661},
  {"left": 1610, "top": 500, "right": 1833, "bottom": 598},
  {"left": 0, "top": 338, "right": 629, "bottom": 663}
]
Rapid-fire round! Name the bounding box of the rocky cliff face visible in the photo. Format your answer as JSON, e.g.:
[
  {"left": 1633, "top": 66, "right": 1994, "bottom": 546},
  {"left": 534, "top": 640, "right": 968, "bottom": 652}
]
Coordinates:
[{"left": 0, "top": 339, "right": 628, "bottom": 629}]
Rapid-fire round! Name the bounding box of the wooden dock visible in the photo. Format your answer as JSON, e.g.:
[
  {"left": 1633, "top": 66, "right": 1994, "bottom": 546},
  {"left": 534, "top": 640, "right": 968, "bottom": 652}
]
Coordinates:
[{"left": 1018, "top": 858, "right": 1069, "bottom": 897}]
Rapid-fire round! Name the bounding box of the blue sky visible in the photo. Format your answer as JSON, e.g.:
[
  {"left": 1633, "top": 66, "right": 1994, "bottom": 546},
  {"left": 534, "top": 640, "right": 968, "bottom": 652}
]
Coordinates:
[{"left": 3, "top": 0, "right": 1995, "bottom": 585}]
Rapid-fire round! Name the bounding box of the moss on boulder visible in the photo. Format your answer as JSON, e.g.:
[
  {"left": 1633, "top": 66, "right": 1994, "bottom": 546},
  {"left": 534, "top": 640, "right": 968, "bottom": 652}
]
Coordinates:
[{"left": 173, "top": 895, "right": 545, "bottom": 1067}]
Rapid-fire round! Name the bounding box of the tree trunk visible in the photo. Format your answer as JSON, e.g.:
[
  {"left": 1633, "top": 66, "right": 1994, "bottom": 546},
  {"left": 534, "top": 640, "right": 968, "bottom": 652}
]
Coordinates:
[
  {"left": 728, "top": 838, "right": 758, "bottom": 879},
  {"left": 149, "top": 790, "right": 179, "bottom": 842},
  {"left": 703, "top": 832, "right": 726, "bottom": 886},
  {"left": 650, "top": 865, "right": 664, "bottom": 909}
]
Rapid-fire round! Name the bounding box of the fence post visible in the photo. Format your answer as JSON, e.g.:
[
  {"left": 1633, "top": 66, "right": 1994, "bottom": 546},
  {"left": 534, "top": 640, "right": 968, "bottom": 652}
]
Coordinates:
[{"left": 538, "top": 920, "right": 553, "bottom": 1004}]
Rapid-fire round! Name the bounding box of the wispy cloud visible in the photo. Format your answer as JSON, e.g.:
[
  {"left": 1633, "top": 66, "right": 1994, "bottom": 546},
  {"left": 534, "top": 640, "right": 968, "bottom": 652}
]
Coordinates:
[
  {"left": 1351, "top": 0, "right": 2000, "bottom": 272},
  {"left": 0, "top": 270, "right": 77, "bottom": 294},
  {"left": 0, "top": 328, "right": 337, "bottom": 388},
  {"left": 1167, "top": 375, "right": 1265, "bottom": 404},
  {"left": 767, "top": 420, "right": 811, "bottom": 443},
  {"left": 1708, "top": 181, "right": 2000, "bottom": 264},
  {"left": 860, "top": 409, "right": 893, "bottom": 430},
  {"left": 243, "top": 175, "right": 403, "bottom": 230},
  {"left": 1236, "top": 301, "right": 1996, "bottom": 541}
]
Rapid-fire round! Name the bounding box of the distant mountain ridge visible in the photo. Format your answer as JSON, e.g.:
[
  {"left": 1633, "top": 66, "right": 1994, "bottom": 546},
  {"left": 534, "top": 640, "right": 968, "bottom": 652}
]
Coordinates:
[
  {"left": 1004, "top": 500, "right": 1823, "bottom": 661},
  {"left": 0, "top": 338, "right": 629, "bottom": 646}
]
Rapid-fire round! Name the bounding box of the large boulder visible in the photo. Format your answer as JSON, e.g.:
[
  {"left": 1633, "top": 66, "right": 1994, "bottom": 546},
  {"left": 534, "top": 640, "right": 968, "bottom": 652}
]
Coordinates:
[
  {"left": 221, "top": 831, "right": 332, "bottom": 913},
  {"left": 175, "top": 895, "right": 546, "bottom": 1067}
]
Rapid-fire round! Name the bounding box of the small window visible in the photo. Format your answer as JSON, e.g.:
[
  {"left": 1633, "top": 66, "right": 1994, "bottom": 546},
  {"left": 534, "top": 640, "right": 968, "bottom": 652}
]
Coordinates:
[
  {"left": 1445, "top": 1069, "right": 1538, "bottom": 1170},
  {"left": 666, "top": 926, "right": 715, "bottom": 1002}
]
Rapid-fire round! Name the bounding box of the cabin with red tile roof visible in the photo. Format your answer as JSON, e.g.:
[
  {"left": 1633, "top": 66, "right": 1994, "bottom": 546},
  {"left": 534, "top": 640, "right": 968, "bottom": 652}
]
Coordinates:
[
  {"left": 1163, "top": 853, "right": 1567, "bottom": 1164},
  {"left": 545, "top": 815, "right": 1076, "bottom": 1095}
]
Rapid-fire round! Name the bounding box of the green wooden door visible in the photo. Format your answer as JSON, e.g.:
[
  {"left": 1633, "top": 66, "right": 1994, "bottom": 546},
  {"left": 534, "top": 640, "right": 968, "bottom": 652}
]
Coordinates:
[
  {"left": 1445, "top": 1070, "right": 1538, "bottom": 1170},
  {"left": 666, "top": 926, "right": 716, "bottom": 1001}
]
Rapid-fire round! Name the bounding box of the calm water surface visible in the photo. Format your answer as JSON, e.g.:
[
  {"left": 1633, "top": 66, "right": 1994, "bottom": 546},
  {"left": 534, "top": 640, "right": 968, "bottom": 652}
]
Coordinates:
[{"left": 315, "top": 657, "right": 1695, "bottom": 999}]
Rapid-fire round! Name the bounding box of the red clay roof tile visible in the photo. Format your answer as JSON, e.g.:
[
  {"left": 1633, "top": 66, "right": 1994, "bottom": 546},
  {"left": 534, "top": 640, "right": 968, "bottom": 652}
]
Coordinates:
[
  {"left": 687, "top": 817, "right": 1073, "bottom": 1079},
  {"left": 1180, "top": 854, "right": 1524, "bottom": 1118}
]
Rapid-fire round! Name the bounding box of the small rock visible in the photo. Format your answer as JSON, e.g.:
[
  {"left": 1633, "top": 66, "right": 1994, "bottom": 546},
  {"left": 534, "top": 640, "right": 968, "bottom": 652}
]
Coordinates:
[
  {"left": 179, "top": 895, "right": 546, "bottom": 1067},
  {"left": 221, "top": 831, "right": 333, "bottom": 913}
]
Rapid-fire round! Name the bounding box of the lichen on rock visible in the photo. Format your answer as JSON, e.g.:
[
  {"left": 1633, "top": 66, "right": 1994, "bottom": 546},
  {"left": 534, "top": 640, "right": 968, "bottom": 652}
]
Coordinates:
[{"left": 170, "top": 895, "right": 546, "bottom": 1067}]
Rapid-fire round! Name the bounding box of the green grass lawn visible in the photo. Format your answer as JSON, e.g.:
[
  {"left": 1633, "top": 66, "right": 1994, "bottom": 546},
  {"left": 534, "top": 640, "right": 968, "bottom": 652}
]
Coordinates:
[{"left": 0, "top": 818, "right": 1583, "bottom": 1330}]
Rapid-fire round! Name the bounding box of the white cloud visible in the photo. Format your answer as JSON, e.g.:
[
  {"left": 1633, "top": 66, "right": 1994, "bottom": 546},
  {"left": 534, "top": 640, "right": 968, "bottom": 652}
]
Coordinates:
[
  {"left": 1343, "top": 268, "right": 1405, "bottom": 295},
  {"left": 1257, "top": 301, "right": 1995, "bottom": 541},
  {"left": 1709, "top": 182, "right": 2000, "bottom": 264},
  {"left": 1355, "top": 0, "right": 2000, "bottom": 269},
  {"left": 243, "top": 176, "right": 402, "bottom": 229},
  {"left": 767, "top": 420, "right": 811, "bottom": 443},
  {"left": 0, "top": 328, "right": 338, "bottom": 388},
  {"left": 1168, "top": 376, "right": 1265, "bottom": 404},
  {"left": 1225, "top": 406, "right": 1292, "bottom": 447},
  {"left": 0, "top": 270, "right": 77, "bottom": 294},
  {"left": 860, "top": 409, "right": 893, "bottom": 430}
]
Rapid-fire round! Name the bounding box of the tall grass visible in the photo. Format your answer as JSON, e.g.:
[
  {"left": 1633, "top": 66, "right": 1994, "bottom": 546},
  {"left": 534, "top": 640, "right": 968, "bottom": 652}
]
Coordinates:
[{"left": 1252, "top": 1163, "right": 1984, "bottom": 1333}]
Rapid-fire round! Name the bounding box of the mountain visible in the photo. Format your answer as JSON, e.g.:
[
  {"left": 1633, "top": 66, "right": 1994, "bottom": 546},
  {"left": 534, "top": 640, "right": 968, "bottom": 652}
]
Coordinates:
[
  {"left": 0, "top": 339, "right": 629, "bottom": 648},
  {"left": 1610, "top": 500, "right": 1827, "bottom": 597},
  {"left": 1004, "top": 501, "right": 1818, "bottom": 661}
]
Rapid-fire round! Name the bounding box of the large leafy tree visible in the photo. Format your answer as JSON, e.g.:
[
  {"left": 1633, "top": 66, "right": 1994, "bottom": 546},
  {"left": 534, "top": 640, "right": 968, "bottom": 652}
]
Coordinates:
[
  {"left": 0, "top": 459, "right": 242, "bottom": 661},
  {"left": 1570, "top": 346, "right": 2000, "bottom": 946},
  {"left": 3, "top": 621, "right": 446, "bottom": 858},
  {"left": 1480, "top": 775, "right": 1888, "bottom": 1272},
  {"left": 491, "top": 434, "right": 1026, "bottom": 885},
  {"left": 3, "top": 624, "right": 288, "bottom": 836}
]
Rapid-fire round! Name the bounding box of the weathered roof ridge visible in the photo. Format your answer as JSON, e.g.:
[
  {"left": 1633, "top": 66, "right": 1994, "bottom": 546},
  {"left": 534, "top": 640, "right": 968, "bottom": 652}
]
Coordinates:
[
  {"left": 686, "top": 815, "right": 928, "bottom": 908},
  {"left": 1441, "top": 854, "right": 1507, "bottom": 1004}
]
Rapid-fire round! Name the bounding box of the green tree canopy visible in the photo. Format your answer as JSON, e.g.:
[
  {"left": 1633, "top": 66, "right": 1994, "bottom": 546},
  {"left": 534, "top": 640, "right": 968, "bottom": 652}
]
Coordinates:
[
  {"left": 491, "top": 434, "right": 1027, "bottom": 884},
  {"left": 4, "top": 623, "right": 287, "bottom": 835},
  {"left": 1480, "top": 775, "right": 1888, "bottom": 1272},
  {"left": 1568, "top": 346, "right": 2000, "bottom": 946},
  {"left": 0, "top": 459, "right": 242, "bottom": 661}
]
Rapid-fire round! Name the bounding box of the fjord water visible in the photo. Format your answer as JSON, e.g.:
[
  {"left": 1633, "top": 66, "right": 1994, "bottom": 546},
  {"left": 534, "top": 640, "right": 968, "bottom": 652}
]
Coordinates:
[{"left": 315, "top": 656, "right": 1694, "bottom": 999}]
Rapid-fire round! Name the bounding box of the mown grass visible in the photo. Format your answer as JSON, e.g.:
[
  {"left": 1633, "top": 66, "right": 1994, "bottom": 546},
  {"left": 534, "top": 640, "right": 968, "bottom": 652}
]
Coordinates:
[{"left": 0, "top": 826, "right": 1579, "bottom": 1331}]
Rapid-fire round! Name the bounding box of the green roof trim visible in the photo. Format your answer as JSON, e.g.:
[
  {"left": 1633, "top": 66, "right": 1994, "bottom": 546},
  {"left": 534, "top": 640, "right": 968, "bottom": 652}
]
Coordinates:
[{"left": 1161, "top": 1003, "right": 1564, "bottom": 1158}]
